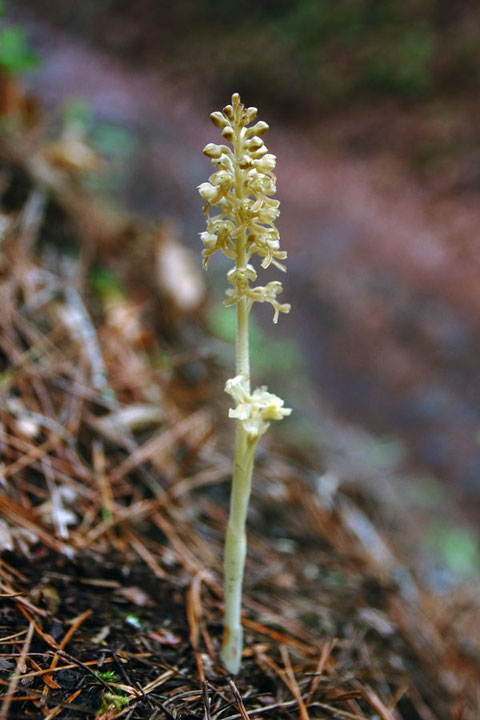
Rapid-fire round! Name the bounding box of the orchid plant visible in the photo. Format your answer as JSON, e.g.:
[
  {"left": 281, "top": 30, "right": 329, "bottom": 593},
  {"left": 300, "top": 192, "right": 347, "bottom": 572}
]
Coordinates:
[{"left": 199, "top": 93, "right": 291, "bottom": 673}]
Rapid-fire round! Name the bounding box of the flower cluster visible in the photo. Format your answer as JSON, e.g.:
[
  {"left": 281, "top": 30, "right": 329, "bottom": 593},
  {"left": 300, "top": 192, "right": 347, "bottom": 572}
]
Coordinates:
[
  {"left": 198, "top": 92, "right": 290, "bottom": 324},
  {"left": 225, "top": 375, "right": 291, "bottom": 439},
  {"left": 199, "top": 93, "right": 291, "bottom": 440}
]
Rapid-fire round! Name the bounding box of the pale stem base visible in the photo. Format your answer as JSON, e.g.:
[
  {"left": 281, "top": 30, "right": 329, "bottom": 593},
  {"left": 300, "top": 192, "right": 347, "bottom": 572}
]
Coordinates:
[{"left": 221, "top": 423, "right": 257, "bottom": 674}]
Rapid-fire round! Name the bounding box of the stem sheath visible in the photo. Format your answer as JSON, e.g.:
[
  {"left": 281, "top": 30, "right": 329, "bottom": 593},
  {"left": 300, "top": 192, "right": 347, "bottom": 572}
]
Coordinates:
[{"left": 221, "top": 425, "right": 256, "bottom": 673}]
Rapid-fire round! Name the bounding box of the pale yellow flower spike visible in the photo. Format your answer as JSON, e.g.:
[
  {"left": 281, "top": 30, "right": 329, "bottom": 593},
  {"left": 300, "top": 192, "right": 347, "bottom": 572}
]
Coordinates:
[{"left": 199, "top": 93, "right": 291, "bottom": 674}]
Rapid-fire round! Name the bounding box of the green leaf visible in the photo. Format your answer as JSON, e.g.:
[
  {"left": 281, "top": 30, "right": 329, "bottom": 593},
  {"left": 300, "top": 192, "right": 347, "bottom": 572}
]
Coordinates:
[
  {"left": 96, "top": 671, "right": 118, "bottom": 683},
  {"left": 124, "top": 613, "right": 142, "bottom": 630},
  {"left": 90, "top": 266, "right": 126, "bottom": 303},
  {"left": 440, "top": 528, "right": 478, "bottom": 576},
  {"left": 430, "top": 523, "right": 479, "bottom": 578},
  {"left": 0, "top": 27, "right": 38, "bottom": 73}
]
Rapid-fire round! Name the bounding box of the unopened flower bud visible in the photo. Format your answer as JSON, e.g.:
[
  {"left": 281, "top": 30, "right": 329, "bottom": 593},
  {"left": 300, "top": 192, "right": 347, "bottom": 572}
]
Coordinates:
[
  {"left": 246, "top": 136, "right": 264, "bottom": 151},
  {"left": 250, "top": 145, "right": 268, "bottom": 159},
  {"left": 246, "top": 107, "right": 258, "bottom": 122},
  {"left": 248, "top": 121, "right": 269, "bottom": 137},
  {"left": 222, "top": 126, "right": 235, "bottom": 142},
  {"left": 210, "top": 111, "right": 229, "bottom": 129},
  {"left": 203, "top": 143, "right": 223, "bottom": 159},
  {"left": 223, "top": 105, "right": 234, "bottom": 120}
]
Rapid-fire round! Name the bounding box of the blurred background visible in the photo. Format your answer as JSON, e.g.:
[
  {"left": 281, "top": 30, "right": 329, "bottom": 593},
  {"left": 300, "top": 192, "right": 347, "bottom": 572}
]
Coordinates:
[{"left": 3, "top": 0, "right": 480, "bottom": 586}]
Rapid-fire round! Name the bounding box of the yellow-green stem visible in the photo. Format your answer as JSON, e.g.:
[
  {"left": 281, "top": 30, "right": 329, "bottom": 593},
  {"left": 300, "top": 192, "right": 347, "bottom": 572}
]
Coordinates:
[
  {"left": 221, "top": 424, "right": 257, "bottom": 673},
  {"left": 233, "top": 125, "right": 249, "bottom": 386},
  {"left": 221, "top": 124, "right": 254, "bottom": 673}
]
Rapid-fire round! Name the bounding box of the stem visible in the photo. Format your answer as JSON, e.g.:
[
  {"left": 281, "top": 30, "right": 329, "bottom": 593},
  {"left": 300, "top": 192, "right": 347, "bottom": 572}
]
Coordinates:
[
  {"left": 233, "top": 125, "right": 249, "bottom": 387},
  {"left": 236, "top": 293, "right": 250, "bottom": 384},
  {"left": 221, "top": 117, "right": 254, "bottom": 673}
]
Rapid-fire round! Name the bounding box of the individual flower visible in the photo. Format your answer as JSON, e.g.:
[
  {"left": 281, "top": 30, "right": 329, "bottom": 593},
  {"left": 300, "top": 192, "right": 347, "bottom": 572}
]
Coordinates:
[
  {"left": 248, "top": 281, "right": 291, "bottom": 323},
  {"left": 224, "top": 265, "right": 258, "bottom": 307}
]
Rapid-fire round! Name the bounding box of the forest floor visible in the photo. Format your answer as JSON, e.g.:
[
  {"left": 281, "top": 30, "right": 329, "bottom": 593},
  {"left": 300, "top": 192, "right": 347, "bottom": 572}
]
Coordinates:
[
  {"left": 1, "top": 99, "right": 480, "bottom": 718},
  {"left": 2, "top": 7, "right": 480, "bottom": 718}
]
